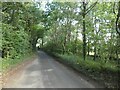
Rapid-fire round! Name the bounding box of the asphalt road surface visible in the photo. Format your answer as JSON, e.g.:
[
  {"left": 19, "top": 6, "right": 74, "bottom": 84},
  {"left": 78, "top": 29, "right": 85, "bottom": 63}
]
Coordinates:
[{"left": 4, "top": 51, "right": 103, "bottom": 88}]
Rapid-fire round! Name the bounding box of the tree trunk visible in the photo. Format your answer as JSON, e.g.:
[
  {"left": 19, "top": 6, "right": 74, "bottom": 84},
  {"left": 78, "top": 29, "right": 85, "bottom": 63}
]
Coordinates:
[
  {"left": 87, "top": 39, "right": 90, "bottom": 56},
  {"left": 74, "top": 30, "right": 78, "bottom": 54},
  {"left": 115, "top": 1, "right": 120, "bottom": 35},
  {"left": 32, "top": 37, "right": 38, "bottom": 51},
  {"left": 63, "top": 36, "right": 67, "bottom": 55},
  {"left": 41, "top": 37, "right": 44, "bottom": 48},
  {"left": 82, "top": 2, "right": 86, "bottom": 60},
  {"left": 93, "top": 46, "right": 97, "bottom": 61}
]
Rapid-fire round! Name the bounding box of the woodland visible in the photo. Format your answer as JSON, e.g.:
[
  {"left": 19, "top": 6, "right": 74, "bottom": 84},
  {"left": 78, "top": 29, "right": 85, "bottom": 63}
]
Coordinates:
[{"left": 1, "top": 1, "right": 120, "bottom": 88}]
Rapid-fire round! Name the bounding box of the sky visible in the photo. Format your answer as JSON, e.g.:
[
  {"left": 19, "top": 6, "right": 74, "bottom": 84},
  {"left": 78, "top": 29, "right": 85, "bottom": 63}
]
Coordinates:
[{"left": 35, "top": 0, "right": 52, "bottom": 10}]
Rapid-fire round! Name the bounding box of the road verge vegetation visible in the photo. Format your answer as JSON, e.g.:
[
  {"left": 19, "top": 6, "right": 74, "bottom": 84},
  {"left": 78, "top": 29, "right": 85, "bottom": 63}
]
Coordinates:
[
  {"left": 2, "top": 52, "right": 35, "bottom": 73},
  {"left": 46, "top": 52, "right": 119, "bottom": 88}
]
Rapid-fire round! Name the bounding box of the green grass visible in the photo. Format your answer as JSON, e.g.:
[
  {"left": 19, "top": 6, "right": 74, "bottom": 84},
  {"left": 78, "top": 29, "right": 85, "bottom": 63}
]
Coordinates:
[
  {"left": 55, "top": 53, "right": 119, "bottom": 73},
  {"left": 52, "top": 53, "right": 119, "bottom": 88},
  {"left": 2, "top": 52, "right": 33, "bottom": 72}
]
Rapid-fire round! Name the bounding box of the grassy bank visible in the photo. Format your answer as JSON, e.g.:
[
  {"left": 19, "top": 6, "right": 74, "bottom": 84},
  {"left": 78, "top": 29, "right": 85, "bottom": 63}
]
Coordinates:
[
  {"left": 1, "top": 52, "right": 35, "bottom": 73},
  {"left": 50, "top": 52, "right": 119, "bottom": 88}
]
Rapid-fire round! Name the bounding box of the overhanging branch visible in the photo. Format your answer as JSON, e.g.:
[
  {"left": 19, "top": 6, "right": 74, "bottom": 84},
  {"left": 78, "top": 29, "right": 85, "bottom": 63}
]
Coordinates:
[
  {"left": 85, "top": 1, "right": 98, "bottom": 15},
  {"left": 113, "top": 2, "right": 116, "bottom": 15},
  {"left": 116, "top": 1, "right": 120, "bottom": 35}
]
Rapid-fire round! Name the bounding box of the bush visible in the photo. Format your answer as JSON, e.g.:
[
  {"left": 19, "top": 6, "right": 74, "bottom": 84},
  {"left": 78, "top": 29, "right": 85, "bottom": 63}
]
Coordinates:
[{"left": 2, "top": 23, "right": 32, "bottom": 71}]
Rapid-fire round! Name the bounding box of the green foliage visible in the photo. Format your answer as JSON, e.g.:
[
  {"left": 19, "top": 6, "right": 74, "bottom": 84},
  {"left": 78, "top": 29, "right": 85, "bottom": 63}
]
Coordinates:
[
  {"left": 2, "top": 23, "right": 32, "bottom": 71},
  {"left": 1, "top": 1, "right": 120, "bottom": 88},
  {"left": 43, "top": 41, "right": 63, "bottom": 53},
  {"left": 43, "top": 2, "right": 120, "bottom": 64},
  {"left": 1, "top": 2, "right": 42, "bottom": 71}
]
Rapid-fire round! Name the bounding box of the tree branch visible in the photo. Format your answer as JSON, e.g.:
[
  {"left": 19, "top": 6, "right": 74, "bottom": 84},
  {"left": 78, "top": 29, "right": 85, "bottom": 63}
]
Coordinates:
[
  {"left": 113, "top": 2, "right": 116, "bottom": 15},
  {"left": 85, "top": 1, "right": 98, "bottom": 15},
  {"left": 2, "top": 7, "right": 8, "bottom": 12},
  {"left": 115, "top": 1, "right": 120, "bottom": 35}
]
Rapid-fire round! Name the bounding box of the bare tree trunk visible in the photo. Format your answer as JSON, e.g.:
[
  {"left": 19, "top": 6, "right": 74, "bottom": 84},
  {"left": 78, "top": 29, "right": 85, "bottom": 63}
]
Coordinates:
[
  {"left": 87, "top": 39, "right": 90, "bottom": 56},
  {"left": 74, "top": 30, "right": 78, "bottom": 54},
  {"left": 82, "top": 2, "right": 86, "bottom": 60},
  {"left": 93, "top": 16, "right": 97, "bottom": 61},
  {"left": 41, "top": 37, "right": 44, "bottom": 48},
  {"left": 93, "top": 46, "right": 97, "bottom": 61},
  {"left": 115, "top": 1, "right": 120, "bottom": 35}
]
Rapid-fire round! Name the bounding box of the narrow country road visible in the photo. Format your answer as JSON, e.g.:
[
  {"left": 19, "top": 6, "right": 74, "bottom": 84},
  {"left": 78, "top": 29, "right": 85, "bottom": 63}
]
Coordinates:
[{"left": 4, "top": 51, "right": 103, "bottom": 88}]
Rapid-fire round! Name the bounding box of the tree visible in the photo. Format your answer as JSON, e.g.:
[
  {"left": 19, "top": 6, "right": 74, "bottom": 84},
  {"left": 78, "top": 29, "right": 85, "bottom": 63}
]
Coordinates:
[{"left": 78, "top": 1, "right": 97, "bottom": 60}]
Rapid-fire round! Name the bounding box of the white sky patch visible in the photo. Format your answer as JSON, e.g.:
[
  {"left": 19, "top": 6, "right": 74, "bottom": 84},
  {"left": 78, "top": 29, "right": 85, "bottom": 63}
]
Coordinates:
[
  {"left": 41, "top": 1, "right": 47, "bottom": 11},
  {"left": 35, "top": 0, "right": 53, "bottom": 11},
  {"left": 78, "top": 33, "right": 82, "bottom": 40},
  {"left": 72, "top": 20, "right": 78, "bottom": 26}
]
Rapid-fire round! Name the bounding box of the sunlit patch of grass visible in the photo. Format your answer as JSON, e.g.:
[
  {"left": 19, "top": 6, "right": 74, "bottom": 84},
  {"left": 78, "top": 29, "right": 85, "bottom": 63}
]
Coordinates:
[{"left": 101, "top": 61, "right": 119, "bottom": 72}]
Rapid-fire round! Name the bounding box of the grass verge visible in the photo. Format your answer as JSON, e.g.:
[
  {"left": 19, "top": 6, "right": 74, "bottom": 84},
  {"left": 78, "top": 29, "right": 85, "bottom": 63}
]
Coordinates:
[
  {"left": 1, "top": 52, "right": 35, "bottom": 73},
  {"left": 49, "top": 52, "right": 119, "bottom": 88}
]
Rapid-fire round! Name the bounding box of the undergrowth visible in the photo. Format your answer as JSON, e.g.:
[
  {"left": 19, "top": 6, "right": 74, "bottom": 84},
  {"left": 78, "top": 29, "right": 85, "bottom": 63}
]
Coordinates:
[{"left": 53, "top": 53, "right": 119, "bottom": 88}]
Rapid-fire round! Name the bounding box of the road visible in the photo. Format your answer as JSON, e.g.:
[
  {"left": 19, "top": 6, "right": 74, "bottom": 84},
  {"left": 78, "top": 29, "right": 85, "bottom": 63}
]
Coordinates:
[{"left": 3, "top": 51, "right": 103, "bottom": 88}]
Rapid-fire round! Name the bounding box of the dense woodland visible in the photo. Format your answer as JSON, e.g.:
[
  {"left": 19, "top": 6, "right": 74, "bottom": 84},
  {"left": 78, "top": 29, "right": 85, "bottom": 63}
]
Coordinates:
[{"left": 1, "top": 1, "right": 120, "bottom": 88}]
